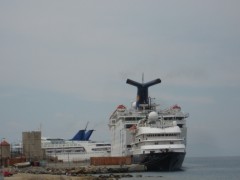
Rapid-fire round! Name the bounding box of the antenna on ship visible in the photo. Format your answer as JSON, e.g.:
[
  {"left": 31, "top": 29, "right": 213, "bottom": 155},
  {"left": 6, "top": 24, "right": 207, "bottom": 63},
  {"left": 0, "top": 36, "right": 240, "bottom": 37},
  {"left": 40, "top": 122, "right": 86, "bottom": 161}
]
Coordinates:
[
  {"left": 85, "top": 121, "right": 89, "bottom": 131},
  {"left": 142, "top": 73, "right": 144, "bottom": 83}
]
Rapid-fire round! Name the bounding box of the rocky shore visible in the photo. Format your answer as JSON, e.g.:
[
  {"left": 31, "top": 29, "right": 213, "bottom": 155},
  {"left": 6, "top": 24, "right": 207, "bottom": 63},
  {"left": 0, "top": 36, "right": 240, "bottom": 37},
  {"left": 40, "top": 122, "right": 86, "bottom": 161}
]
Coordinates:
[
  {"left": 4, "top": 164, "right": 146, "bottom": 180},
  {"left": 5, "top": 173, "right": 137, "bottom": 180}
]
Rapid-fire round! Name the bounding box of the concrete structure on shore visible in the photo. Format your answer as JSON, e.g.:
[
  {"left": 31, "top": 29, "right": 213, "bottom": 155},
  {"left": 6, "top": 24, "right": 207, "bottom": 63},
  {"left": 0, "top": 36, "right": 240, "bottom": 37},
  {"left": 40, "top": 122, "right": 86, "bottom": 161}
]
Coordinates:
[{"left": 22, "top": 131, "right": 43, "bottom": 161}]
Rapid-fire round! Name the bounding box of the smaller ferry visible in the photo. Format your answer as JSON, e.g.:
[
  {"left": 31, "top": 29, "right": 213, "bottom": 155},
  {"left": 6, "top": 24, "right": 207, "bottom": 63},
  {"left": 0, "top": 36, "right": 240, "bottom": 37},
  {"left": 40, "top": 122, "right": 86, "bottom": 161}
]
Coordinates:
[{"left": 42, "top": 128, "right": 111, "bottom": 162}]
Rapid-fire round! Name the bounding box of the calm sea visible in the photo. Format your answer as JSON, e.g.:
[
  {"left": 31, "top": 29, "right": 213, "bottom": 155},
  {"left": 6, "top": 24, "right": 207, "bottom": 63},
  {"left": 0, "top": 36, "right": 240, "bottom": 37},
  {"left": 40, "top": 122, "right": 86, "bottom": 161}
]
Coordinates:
[{"left": 123, "top": 156, "right": 240, "bottom": 180}]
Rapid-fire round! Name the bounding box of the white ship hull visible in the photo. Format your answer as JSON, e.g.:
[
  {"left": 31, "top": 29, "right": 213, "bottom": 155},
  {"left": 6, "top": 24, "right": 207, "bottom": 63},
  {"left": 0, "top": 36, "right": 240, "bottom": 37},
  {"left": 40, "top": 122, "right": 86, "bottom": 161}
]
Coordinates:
[
  {"left": 132, "top": 152, "right": 185, "bottom": 171},
  {"left": 46, "top": 150, "right": 110, "bottom": 162}
]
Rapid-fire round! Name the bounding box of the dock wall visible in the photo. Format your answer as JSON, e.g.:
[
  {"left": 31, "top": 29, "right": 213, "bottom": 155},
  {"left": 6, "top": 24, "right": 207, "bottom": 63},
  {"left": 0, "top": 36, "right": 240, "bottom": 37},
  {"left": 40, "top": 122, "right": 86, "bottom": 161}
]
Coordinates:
[{"left": 90, "top": 156, "right": 132, "bottom": 166}]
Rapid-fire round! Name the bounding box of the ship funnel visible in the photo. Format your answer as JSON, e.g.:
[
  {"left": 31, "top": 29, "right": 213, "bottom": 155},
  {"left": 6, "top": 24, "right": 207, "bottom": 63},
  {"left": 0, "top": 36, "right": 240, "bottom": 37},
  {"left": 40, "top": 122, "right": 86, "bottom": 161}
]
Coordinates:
[{"left": 126, "top": 78, "right": 161, "bottom": 107}]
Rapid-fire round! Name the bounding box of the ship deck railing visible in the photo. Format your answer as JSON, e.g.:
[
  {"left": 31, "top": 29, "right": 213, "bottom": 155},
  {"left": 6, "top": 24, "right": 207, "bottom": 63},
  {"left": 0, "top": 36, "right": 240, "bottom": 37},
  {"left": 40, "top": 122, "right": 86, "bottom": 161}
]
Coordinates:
[
  {"left": 132, "top": 138, "right": 184, "bottom": 144},
  {"left": 138, "top": 123, "right": 175, "bottom": 128},
  {"left": 140, "top": 144, "right": 185, "bottom": 150}
]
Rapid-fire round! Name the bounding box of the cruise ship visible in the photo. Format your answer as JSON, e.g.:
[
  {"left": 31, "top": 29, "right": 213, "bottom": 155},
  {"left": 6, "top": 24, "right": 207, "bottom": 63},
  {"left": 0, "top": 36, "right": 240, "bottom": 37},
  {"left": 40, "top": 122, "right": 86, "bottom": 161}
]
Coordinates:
[
  {"left": 109, "top": 77, "right": 189, "bottom": 171},
  {"left": 42, "top": 129, "right": 111, "bottom": 162}
]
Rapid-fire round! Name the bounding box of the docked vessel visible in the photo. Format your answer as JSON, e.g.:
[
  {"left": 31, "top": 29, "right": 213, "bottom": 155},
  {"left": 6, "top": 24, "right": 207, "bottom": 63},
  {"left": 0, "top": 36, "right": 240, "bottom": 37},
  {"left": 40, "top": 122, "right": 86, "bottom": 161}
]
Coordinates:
[
  {"left": 41, "top": 129, "right": 111, "bottom": 162},
  {"left": 109, "top": 77, "right": 189, "bottom": 171}
]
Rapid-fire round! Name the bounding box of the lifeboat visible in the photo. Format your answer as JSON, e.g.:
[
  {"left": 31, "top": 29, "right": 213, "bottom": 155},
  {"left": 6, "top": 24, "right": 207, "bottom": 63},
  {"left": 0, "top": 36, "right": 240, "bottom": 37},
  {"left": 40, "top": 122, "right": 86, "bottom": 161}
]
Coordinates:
[
  {"left": 171, "top": 104, "right": 181, "bottom": 112},
  {"left": 117, "top": 104, "right": 126, "bottom": 112}
]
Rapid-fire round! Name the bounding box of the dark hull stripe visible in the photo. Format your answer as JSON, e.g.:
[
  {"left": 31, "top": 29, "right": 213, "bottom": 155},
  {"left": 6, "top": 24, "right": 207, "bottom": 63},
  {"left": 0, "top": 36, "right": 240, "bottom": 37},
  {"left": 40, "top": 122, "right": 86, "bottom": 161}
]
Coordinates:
[{"left": 132, "top": 152, "right": 186, "bottom": 171}]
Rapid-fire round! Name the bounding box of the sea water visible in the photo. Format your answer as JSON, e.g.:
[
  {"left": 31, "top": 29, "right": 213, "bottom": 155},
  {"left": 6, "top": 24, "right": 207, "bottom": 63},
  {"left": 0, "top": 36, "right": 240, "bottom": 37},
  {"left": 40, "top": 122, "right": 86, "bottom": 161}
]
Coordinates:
[{"left": 122, "top": 156, "right": 240, "bottom": 180}]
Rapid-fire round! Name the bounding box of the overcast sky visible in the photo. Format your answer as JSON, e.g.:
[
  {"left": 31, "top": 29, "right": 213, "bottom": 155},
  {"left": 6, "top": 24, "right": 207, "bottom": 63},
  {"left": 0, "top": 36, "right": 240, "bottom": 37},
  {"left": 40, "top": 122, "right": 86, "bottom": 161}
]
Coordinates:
[{"left": 1, "top": 0, "right": 240, "bottom": 157}]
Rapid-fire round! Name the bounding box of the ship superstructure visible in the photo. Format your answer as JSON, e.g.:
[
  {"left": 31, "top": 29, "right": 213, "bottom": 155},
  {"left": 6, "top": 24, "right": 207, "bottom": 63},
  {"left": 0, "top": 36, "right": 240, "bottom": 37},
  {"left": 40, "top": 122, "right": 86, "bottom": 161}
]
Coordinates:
[{"left": 108, "top": 77, "right": 188, "bottom": 171}]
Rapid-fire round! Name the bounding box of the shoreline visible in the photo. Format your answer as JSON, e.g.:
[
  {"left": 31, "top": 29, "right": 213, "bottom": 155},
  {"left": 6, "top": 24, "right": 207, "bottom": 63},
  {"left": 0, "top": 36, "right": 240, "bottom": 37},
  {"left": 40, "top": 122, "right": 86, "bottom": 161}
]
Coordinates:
[{"left": 2, "top": 164, "right": 146, "bottom": 180}]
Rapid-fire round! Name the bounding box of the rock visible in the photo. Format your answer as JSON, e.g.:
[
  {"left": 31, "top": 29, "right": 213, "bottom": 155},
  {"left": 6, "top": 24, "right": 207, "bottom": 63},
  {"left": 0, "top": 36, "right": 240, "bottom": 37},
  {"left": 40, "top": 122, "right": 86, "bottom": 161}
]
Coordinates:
[
  {"left": 122, "top": 174, "right": 133, "bottom": 178},
  {"left": 136, "top": 174, "right": 142, "bottom": 177},
  {"left": 128, "top": 164, "right": 146, "bottom": 172}
]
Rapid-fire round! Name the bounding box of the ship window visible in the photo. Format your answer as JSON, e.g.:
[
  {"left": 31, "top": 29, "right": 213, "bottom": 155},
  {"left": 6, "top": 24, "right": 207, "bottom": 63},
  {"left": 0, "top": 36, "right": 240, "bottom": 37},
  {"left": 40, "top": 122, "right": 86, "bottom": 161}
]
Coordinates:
[
  {"left": 178, "top": 124, "right": 183, "bottom": 128},
  {"left": 96, "top": 144, "right": 110, "bottom": 146},
  {"left": 125, "top": 124, "right": 134, "bottom": 128},
  {"left": 125, "top": 117, "right": 143, "bottom": 121},
  {"left": 125, "top": 117, "right": 135, "bottom": 121},
  {"left": 75, "top": 150, "right": 84, "bottom": 152},
  {"left": 176, "top": 117, "right": 183, "bottom": 120},
  {"left": 164, "top": 117, "right": 174, "bottom": 120}
]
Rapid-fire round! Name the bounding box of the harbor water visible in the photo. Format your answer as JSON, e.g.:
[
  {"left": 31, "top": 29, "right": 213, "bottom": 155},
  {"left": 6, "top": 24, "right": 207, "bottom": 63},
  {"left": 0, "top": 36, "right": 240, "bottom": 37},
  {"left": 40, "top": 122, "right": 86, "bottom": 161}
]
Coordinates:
[{"left": 122, "top": 156, "right": 240, "bottom": 180}]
